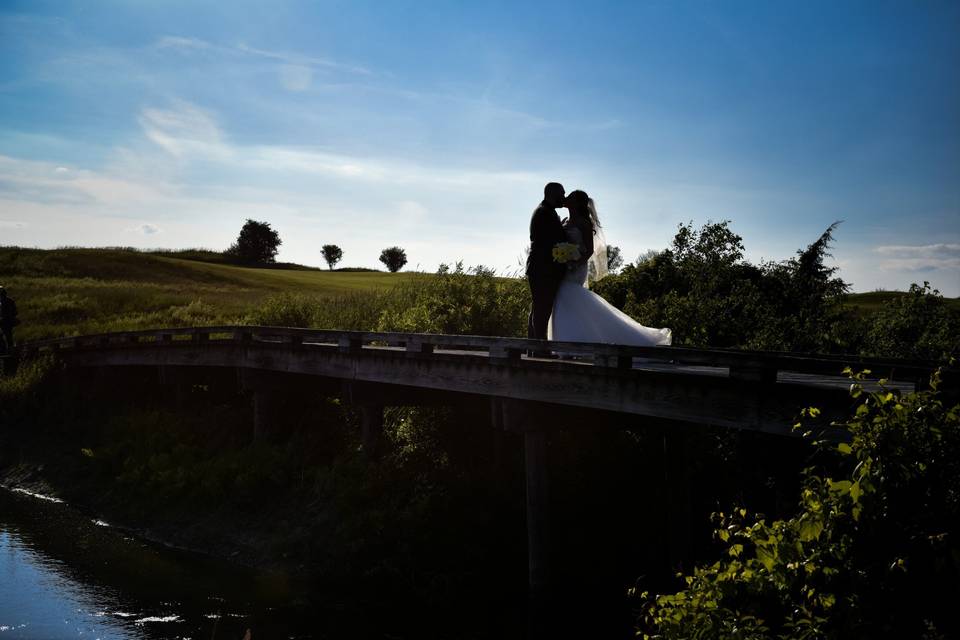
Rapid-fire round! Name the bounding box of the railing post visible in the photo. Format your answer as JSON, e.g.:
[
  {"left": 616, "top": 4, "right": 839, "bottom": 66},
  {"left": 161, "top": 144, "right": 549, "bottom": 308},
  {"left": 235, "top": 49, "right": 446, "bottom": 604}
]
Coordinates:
[
  {"left": 406, "top": 338, "right": 434, "bottom": 355},
  {"left": 338, "top": 336, "right": 362, "bottom": 354}
]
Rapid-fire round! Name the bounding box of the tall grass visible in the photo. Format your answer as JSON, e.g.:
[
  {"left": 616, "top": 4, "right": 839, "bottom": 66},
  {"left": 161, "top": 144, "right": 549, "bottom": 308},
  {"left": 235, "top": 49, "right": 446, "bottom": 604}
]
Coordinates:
[
  {"left": 250, "top": 263, "right": 529, "bottom": 336},
  {"left": 0, "top": 247, "right": 430, "bottom": 341}
]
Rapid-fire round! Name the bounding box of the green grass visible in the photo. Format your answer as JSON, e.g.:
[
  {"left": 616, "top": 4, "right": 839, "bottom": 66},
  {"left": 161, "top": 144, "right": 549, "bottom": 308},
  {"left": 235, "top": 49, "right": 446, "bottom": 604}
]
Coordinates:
[
  {"left": 0, "top": 247, "right": 427, "bottom": 342},
  {"left": 845, "top": 290, "right": 960, "bottom": 315}
]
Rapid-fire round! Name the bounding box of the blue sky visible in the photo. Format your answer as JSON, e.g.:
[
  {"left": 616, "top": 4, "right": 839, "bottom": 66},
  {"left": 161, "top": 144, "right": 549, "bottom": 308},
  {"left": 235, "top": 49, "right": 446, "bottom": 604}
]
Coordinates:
[{"left": 1, "top": 0, "right": 958, "bottom": 294}]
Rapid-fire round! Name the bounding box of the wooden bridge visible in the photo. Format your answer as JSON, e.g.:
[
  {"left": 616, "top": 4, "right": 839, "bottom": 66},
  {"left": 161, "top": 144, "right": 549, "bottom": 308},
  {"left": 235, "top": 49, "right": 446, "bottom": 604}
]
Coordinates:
[{"left": 8, "top": 325, "right": 943, "bottom": 594}]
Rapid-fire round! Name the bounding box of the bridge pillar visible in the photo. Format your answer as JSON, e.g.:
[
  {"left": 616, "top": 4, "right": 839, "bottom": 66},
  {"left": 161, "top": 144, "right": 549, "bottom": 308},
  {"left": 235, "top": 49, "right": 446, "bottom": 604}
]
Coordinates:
[
  {"left": 253, "top": 390, "right": 282, "bottom": 441},
  {"left": 524, "top": 429, "right": 550, "bottom": 595},
  {"left": 358, "top": 405, "right": 385, "bottom": 457},
  {"left": 500, "top": 399, "right": 553, "bottom": 598}
]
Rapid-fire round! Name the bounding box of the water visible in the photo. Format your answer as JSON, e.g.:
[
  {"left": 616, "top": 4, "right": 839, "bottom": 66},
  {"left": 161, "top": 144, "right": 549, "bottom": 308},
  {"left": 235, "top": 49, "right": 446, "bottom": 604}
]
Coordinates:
[{"left": 0, "top": 488, "right": 364, "bottom": 640}]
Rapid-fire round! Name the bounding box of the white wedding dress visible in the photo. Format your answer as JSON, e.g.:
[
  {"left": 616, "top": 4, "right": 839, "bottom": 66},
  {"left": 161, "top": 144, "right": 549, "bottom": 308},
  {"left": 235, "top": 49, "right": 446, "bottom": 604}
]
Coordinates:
[{"left": 548, "top": 225, "right": 672, "bottom": 347}]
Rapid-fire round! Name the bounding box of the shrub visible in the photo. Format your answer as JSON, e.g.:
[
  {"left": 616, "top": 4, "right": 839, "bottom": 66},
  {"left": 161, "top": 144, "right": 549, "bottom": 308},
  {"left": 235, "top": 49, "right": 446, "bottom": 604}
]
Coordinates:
[
  {"left": 375, "top": 263, "right": 528, "bottom": 336},
  {"left": 634, "top": 367, "right": 960, "bottom": 639},
  {"left": 592, "top": 221, "right": 850, "bottom": 352},
  {"left": 861, "top": 282, "right": 960, "bottom": 360},
  {"left": 249, "top": 293, "right": 321, "bottom": 328}
]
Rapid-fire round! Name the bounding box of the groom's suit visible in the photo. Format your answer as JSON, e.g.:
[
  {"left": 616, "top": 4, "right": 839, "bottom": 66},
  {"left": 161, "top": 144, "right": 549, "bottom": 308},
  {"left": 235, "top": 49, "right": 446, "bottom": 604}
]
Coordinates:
[{"left": 526, "top": 201, "right": 567, "bottom": 340}]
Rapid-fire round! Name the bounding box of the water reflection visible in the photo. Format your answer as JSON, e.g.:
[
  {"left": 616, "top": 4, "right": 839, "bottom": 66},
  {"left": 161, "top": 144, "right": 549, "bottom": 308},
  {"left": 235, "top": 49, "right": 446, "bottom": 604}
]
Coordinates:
[{"left": 0, "top": 489, "right": 312, "bottom": 639}]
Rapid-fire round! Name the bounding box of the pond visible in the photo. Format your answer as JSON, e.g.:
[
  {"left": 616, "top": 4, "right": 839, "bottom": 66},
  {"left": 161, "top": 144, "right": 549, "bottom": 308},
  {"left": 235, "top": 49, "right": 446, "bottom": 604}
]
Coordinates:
[{"left": 0, "top": 487, "right": 397, "bottom": 639}]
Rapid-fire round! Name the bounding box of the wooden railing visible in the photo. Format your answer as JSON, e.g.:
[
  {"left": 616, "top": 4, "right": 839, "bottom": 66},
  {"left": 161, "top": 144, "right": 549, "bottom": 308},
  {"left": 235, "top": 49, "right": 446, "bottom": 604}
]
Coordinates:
[{"left": 17, "top": 325, "right": 943, "bottom": 385}]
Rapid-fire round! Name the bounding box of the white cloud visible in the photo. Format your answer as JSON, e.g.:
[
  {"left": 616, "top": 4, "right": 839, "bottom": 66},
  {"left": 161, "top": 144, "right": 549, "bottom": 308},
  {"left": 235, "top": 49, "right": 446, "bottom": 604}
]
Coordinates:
[
  {"left": 0, "top": 220, "right": 28, "bottom": 229},
  {"left": 873, "top": 243, "right": 960, "bottom": 273},
  {"left": 874, "top": 243, "right": 960, "bottom": 258}
]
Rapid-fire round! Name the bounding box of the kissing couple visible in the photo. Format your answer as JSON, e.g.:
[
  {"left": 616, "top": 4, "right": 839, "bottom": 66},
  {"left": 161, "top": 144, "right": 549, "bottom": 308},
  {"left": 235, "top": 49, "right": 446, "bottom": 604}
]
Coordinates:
[{"left": 525, "top": 182, "right": 672, "bottom": 350}]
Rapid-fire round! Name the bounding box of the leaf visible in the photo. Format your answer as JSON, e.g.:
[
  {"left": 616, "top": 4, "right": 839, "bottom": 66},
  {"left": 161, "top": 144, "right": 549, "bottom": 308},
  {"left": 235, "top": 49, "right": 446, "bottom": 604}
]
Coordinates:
[
  {"left": 799, "top": 517, "right": 824, "bottom": 542},
  {"left": 756, "top": 545, "right": 776, "bottom": 571},
  {"left": 837, "top": 443, "right": 852, "bottom": 455},
  {"left": 829, "top": 479, "right": 852, "bottom": 494},
  {"left": 81, "top": 448, "right": 94, "bottom": 458},
  {"left": 849, "top": 480, "right": 861, "bottom": 502}
]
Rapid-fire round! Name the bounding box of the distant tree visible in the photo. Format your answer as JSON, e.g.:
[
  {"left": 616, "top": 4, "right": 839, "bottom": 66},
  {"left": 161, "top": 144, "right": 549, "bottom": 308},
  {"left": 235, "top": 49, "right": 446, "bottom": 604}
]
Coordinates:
[
  {"left": 321, "top": 244, "right": 343, "bottom": 270},
  {"left": 227, "top": 219, "right": 281, "bottom": 265},
  {"left": 606, "top": 245, "right": 624, "bottom": 273},
  {"left": 379, "top": 247, "right": 408, "bottom": 273}
]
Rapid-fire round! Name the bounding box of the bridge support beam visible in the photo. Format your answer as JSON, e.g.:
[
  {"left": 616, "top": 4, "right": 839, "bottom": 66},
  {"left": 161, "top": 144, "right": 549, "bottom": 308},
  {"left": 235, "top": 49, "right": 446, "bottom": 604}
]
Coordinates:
[
  {"left": 524, "top": 429, "right": 550, "bottom": 595},
  {"left": 499, "top": 399, "right": 553, "bottom": 598},
  {"left": 358, "top": 405, "right": 384, "bottom": 458}
]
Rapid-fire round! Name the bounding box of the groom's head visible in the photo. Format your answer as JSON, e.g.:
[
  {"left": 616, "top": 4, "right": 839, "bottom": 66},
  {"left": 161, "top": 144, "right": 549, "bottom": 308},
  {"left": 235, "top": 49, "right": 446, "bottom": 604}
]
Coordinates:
[{"left": 544, "top": 182, "right": 565, "bottom": 208}]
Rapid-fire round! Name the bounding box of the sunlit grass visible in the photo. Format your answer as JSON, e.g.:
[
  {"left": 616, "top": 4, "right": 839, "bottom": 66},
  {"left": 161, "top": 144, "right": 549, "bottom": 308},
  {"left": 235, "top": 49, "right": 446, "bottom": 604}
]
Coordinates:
[{"left": 1, "top": 247, "right": 429, "bottom": 341}]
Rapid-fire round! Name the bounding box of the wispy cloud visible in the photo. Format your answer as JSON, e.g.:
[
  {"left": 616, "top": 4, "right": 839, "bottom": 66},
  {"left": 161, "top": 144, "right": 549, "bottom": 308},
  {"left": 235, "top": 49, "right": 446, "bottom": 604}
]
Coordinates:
[
  {"left": 154, "top": 35, "right": 370, "bottom": 75},
  {"left": 874, "top": 243, "right": 960, "bottom": 273},
  {"left": 138, "top": 100, "right": 227, "bottom": 159}
]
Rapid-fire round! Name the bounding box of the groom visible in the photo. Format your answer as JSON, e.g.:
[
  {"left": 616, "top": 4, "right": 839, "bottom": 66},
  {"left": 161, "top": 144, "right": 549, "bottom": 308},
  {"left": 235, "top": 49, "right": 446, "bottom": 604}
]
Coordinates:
[{"left": 526, "top": 182, "right": 568, "bottom": 341}]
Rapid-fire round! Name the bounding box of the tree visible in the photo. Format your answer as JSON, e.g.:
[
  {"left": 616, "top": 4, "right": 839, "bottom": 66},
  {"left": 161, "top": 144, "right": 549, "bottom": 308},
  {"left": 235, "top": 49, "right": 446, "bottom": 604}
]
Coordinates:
[
  {"left": 321, "top": 244, "right": 343, "bottom": 270},
  {"left": 227, "top": 219, "right": 281, "bottom": 264},
  {"left": 606, "top": 246, "right": 624, "bottom": 273},
  {"left": 379, "top": 246, "right": 408, "bottom": 273}
]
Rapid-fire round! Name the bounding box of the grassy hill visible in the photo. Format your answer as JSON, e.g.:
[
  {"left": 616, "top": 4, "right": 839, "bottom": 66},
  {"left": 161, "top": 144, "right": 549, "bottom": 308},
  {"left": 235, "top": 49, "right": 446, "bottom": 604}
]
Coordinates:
[
  {"left": 0, "top": 247, "right": 426, "bottom": 342},
  {"left": 2, "top": 246, "right": 955, "bottom": 345},
  {"left": 844, "top": 289, "right": 960, "bottom": 314}
]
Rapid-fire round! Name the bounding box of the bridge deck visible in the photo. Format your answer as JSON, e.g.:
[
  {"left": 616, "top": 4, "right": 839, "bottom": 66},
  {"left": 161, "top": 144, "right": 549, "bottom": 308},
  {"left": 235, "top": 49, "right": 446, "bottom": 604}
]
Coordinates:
[{"left": 14, "top": 325, "right": 935, "bottom": 435}]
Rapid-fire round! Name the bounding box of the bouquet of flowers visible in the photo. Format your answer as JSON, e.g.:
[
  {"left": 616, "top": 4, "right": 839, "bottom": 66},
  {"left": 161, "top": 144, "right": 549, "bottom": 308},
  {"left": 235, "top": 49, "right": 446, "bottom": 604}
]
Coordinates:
[{"left": 552, "top": 242, "right": 581, "bottom": 264}]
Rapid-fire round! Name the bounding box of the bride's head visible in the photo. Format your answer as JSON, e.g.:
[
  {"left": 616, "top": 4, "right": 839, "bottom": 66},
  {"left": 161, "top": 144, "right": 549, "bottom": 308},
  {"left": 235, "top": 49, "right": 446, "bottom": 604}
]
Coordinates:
[{"left": 565, "top": 190, "right": 599, "bottom": 232}]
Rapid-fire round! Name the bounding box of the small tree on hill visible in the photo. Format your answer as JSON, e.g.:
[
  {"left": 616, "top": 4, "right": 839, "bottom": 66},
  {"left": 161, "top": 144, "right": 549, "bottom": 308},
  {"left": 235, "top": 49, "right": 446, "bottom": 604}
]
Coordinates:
[
  {"left": 379, "top": 247, "right": 408, "bottom": 273},
  {"left": 227, "top": 219, "right": 281, "bottom": 264},
  {"left": 321, "top": 244, "right": 343, "bottom": 270}
]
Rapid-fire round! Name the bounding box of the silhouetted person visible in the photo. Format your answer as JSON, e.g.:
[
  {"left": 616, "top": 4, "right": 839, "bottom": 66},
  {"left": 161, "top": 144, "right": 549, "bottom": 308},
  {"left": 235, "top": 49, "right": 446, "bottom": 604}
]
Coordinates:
[
  {"left": 0, "top": 287, "right": 18, "bottom": 354},
  {"left": 526, "top": 182, "right": 568, "bottom": 343}
]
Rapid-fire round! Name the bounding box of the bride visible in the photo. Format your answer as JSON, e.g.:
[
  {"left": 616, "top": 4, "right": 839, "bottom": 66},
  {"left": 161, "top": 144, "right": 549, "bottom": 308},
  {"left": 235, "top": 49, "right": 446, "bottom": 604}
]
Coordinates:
[{"left": 548, "top": 190, "right": 672, "bottom": 347}]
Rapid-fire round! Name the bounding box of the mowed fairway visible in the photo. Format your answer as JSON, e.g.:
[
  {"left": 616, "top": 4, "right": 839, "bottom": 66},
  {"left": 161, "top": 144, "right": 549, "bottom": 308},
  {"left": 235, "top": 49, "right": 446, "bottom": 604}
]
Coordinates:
[{"left": 0, "top": 247, "right": 426, "bottom": 341}]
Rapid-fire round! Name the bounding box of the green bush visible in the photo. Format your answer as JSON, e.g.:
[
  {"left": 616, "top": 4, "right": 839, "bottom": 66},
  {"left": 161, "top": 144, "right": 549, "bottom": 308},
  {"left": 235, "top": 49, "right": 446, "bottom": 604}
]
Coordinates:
[
  {"left": 376, "top": 262, "right": 528, "bottom": 336},
  {"left": 861, "top": 282, "right": 960, "bottom": 360},
  {"left": 634, "top": 368, "right": 960, "bottom": 639}
]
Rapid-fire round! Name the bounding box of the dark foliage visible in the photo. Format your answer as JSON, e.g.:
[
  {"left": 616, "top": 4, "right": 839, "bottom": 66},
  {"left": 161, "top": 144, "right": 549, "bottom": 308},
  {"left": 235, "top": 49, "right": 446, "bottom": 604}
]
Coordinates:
[
  {"left": 636, "top": 368, "right": 960, "bottom": 639},
  {"left": 591, "top": 220, "right": 957, "bottom": 358},
  {"left": 226, "top": 219, "right": 282, "bottom": 265},
  {"left": 861, "top": 282, "right": 960, "bottom": 360},
  {"left": 321, "top": 244, "right": 343, "bottom": 270},
  {"left": 379, "top": 246, "right": 408, "bottom": 273}
]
